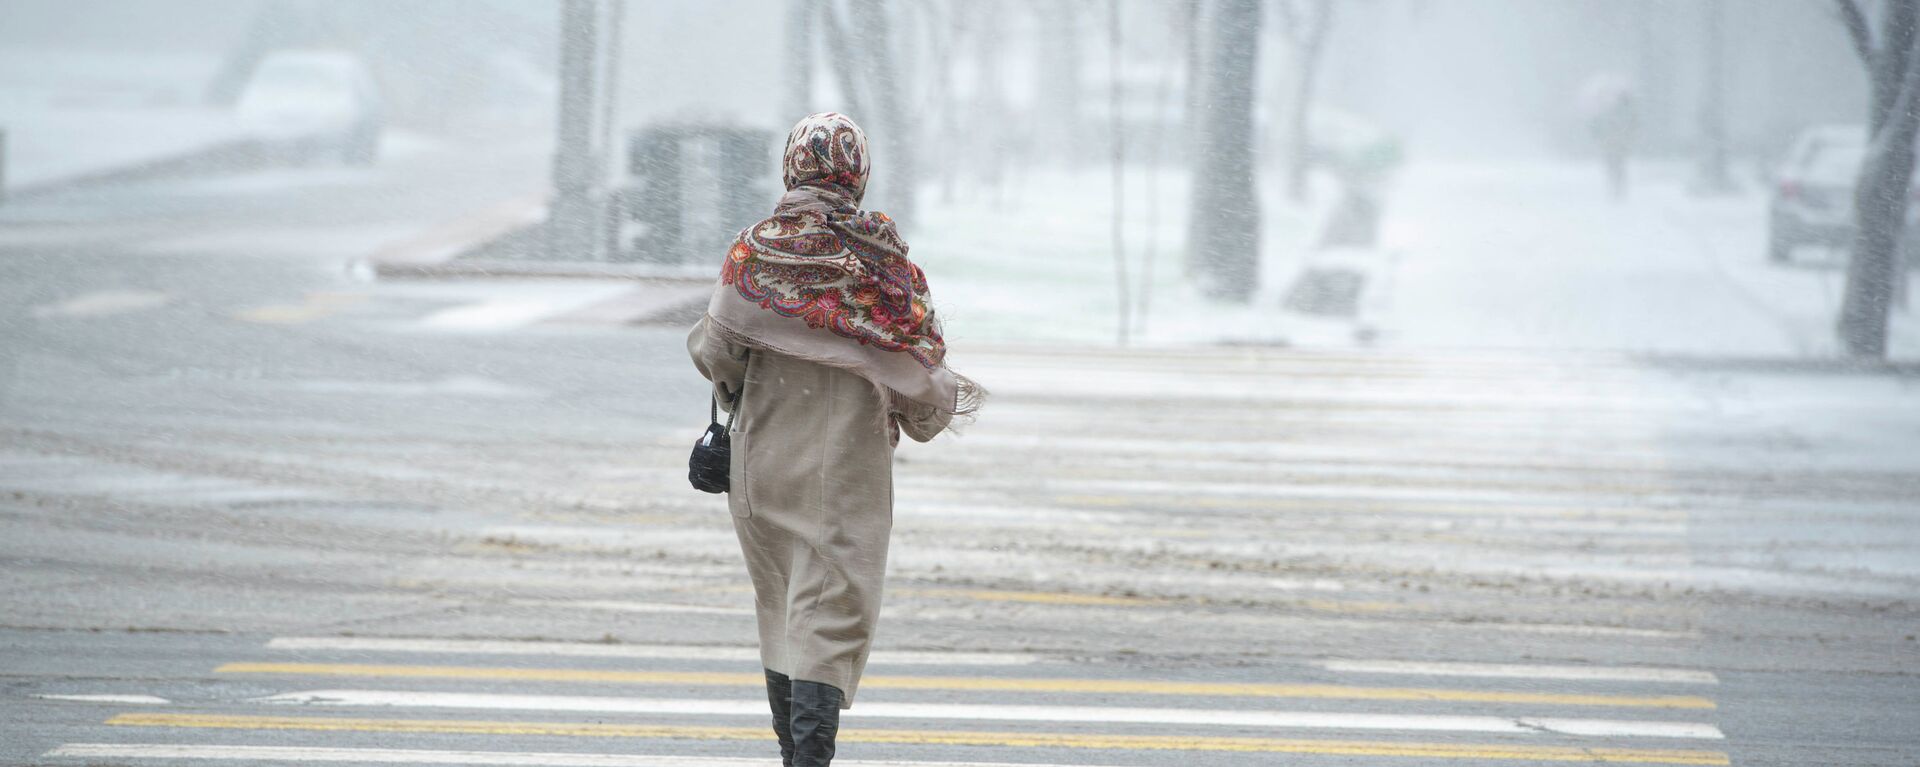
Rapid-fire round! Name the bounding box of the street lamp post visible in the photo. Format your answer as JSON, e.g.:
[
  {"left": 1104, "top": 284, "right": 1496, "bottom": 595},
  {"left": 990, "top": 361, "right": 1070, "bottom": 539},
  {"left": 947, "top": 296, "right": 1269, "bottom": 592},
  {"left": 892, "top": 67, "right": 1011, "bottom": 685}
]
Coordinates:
[{"left": 548, "top": 0, "right": 623, "bottom": 261}]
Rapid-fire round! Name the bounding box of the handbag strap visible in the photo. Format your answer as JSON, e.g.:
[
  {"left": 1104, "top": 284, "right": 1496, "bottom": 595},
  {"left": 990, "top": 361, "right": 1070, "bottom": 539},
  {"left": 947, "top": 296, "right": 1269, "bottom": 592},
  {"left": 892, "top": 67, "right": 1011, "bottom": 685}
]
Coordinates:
[
  {"left": 710, "top": 351, "right": 748, "bottom": 429},
  {"left": 711, "top": 387, "right": 741, "bottom": 429}
]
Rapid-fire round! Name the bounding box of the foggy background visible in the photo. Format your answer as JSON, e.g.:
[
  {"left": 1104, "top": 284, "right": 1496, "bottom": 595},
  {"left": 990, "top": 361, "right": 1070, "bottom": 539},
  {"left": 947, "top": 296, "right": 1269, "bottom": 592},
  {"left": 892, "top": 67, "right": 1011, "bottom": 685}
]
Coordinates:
[
  {"left": 5, "top": 0, "right": 1902, "bottom": 359},
  {"left": 7, "top": 1, "right": 1859, "bottom": 154}
]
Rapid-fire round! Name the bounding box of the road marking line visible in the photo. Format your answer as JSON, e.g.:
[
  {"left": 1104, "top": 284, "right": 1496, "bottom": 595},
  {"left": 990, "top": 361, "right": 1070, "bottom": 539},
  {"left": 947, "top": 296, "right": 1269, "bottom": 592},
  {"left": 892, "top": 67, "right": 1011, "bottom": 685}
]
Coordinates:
[
  {"left": 266, "top": 637, "right": 1040, "bottom": 667},
  {"left": 891, "top": 587, "right": 1407, "bottom": 614},
  {"left": 1464, "top": 624, "right": 1703, "bottom": 640},
  {"left": 1320, "top": 660, "right": 1719, "bottom": 685},
  {"left": 102, "top": 713, "right": 1732, "bottom": 764},
  {"left": 480, "top": 525, "right": 732, "bottom": 546},
  {"left": 44, "top": 743, "right": 1107, "bottom": 767},
  {"left": 506, "top": 599, "right": 752, "bottom": 616},
  {"left": 1053, "top": 494, "right": 1688, "bottom": 521},
  {"left": 212, "top": 663, "right": 1717, "bottom": 709},
  {"left": 254, "top": 688, "right": 1725, "bottom": 739},
  {"left": 892, "top": 588, "right": 1163, "bottom": 607},
  {"left": 232, "top": 292, "right": 365, "bottom": 324},
  {"left": 31, "top": 289, "right": 171, "bottom": 318},
  {"left": 31, "top": 694, "right": 170, "bottom": 704}
]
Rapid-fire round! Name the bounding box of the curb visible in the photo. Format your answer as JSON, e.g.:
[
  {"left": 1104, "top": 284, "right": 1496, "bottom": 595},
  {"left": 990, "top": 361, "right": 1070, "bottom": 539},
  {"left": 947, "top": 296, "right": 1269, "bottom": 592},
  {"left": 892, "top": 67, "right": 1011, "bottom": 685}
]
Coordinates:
[
  {"left": 2, "top": 137, "right": 261, "bottom": 202},
  {"left": 353, "top": 194, "right": 715, "bottom": 327},
  {"left": 358, "top": 195, "right": 551, "bottom": 278},
  {"left": 375, "top": 258, "right": 710, "bottom": 285},
  {"left": 358, "top": 194, "right": 714, "bottom": 288}
]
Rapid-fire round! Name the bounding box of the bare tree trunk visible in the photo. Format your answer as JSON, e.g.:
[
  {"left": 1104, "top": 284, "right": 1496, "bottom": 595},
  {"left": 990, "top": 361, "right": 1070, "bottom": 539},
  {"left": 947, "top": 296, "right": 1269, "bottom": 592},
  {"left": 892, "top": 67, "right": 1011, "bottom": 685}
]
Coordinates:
[
  {"left": 1633, "top": 0, "right": 1673, "bottom": 154},
  {"left": 1838, "top": 0, "right": 1920, "bottom": 358},
  {"left": 1037, "top": 0, "right": 1085, "bottom": 167},
  {"left": 973, "top": 0, "right": 1007, "bottom": 206},
  {"left": 850, "top": 0, "right": 915, "bottom": 221},
  {"left": 1187, "top": 0, "right": 1263, "bottom": 302},
  {"left": 784, "top": 0, "right": 815, "bottom": 121},
  {"left": 1138, "top": 0, "right": 1189, "bottom": 332},
  {"left": 1181, "top": 0, "right": 1206, "bottom": 144},
  {"left": 1694, "top": 0, "right": 1735, "bottom": 194},
  {"left": 1866, "top": 3, "right": 1917, "bottom": 135},
  {"left": 1842, "top": 88, "right": 1920, "bottom": 357},
  {"left": 928, "top": 0, "right": 963, "bottom": 203},
  {"left": 818, "top": 0, "right": 867, "bottom": 120},
  {"left": 1281, "top": 0, "right": 1334, "bottom": 204}
]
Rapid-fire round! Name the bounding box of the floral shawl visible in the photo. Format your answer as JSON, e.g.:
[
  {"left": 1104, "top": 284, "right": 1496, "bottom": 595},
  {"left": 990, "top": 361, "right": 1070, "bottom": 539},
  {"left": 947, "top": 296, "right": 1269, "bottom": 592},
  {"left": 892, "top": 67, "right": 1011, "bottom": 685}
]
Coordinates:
[{"left": 702, "top": 113, "right": 980, "bottom": 415}]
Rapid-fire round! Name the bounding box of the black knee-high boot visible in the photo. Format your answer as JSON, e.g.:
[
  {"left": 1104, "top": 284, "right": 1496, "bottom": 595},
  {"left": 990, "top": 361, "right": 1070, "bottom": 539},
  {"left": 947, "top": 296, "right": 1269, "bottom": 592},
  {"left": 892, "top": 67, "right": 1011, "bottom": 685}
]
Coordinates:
[
  {"left": 788, "top": 680, "right": 844, "bottom": 767},
  {"left": 764, "top": 669, "right": 795, "bottom": 766}
]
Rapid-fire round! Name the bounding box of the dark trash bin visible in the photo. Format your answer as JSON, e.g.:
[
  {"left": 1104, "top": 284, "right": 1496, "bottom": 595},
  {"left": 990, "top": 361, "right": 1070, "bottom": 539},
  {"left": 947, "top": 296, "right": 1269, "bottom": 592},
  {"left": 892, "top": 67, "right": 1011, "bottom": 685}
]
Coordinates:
[{"left": 615, "top": 123, "right": 776, "bottom": 265}]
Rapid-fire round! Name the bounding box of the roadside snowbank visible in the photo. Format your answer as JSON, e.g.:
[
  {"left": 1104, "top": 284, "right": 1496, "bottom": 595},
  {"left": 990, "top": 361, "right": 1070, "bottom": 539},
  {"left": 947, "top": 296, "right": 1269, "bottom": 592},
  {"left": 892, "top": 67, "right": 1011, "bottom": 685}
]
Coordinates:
[{"left": 0, "top": 46, "right": 249, "bottom": 192}]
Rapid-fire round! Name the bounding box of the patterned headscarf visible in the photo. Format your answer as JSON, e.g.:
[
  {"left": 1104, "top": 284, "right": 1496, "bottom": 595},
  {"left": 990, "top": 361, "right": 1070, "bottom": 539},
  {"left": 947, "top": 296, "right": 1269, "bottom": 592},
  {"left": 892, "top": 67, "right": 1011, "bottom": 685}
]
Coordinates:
[
  {"left": 701, "top": 113, "right": 979, "bottom": 416},
  {"left": 783, "top": 112, "right": 870, "bottom": 201}
]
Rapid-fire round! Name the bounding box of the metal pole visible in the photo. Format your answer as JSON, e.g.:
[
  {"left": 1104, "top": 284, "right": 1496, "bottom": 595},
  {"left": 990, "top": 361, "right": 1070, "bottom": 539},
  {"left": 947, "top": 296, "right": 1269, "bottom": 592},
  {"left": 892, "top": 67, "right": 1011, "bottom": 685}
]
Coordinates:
[
  {"left": 550, "top": 0, "right": 604, "bottom": 260},
  {"left": 598, "top": 0, "right": 624, "bottom": 165},
  {"left": 1110, "top": 0, "right": 1130, "bottom": 346}
]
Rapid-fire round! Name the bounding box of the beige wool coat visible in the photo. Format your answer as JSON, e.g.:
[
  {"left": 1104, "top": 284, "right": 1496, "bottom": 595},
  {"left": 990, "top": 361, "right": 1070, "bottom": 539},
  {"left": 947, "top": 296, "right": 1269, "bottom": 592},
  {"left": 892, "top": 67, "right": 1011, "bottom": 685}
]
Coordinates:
[{"left": 688, "top": 316, "right": 949, "bottom": 707}]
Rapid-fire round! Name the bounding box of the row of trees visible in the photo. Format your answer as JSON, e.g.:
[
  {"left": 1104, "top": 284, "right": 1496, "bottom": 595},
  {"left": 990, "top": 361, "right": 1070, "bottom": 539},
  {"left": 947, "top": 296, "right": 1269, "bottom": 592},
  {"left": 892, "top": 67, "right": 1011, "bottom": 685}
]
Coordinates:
[
  {"left": 779, "top": 0, "right": 1337, "bottom": 308},
  {"left": 778, "top": 0, "right": 1907, "bottom": 358}
]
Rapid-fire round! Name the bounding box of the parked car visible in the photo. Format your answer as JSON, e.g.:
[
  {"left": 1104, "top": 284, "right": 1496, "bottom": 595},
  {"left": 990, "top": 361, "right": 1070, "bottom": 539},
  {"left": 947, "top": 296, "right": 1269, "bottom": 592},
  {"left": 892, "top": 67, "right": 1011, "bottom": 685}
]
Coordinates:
[
  {"left": 1770, "top": 125, "right": 1868, "bottom": 263},
  {"left": 1767, "top": 124, "right": 1920, "bottom": 264},
  {"left": 235, "top": 50, "right": 383, "bottom": 166}
]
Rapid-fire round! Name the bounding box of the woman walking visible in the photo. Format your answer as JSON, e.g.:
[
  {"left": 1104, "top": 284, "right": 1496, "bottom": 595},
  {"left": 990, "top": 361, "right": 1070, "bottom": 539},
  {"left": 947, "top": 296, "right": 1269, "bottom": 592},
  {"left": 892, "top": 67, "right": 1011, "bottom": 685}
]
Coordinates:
[{"left": 688, "top": 112, "right": 980, "bottom": 766}]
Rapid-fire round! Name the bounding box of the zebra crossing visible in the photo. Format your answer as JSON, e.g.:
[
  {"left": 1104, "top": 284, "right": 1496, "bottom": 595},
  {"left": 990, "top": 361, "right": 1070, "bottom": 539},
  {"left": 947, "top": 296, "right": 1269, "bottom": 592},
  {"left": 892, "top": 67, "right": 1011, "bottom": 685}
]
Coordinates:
[
  {"left": 20, "top": 343, "right": 1880, "bottom": 765},
  {"left": 42, "top": 633, "right": 1731, "bottom": 765}
]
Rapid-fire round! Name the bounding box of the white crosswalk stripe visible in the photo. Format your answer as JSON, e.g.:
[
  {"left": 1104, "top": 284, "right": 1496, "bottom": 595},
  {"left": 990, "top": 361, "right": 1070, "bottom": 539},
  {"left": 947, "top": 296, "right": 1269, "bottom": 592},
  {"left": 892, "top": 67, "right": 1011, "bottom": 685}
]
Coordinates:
[
  {"left": 252, "top": 688, "right": 1725, "bottom": 739},
  {"left": 1317, "top": 660, "right": 1720, "bottom": 685},
  {"left": 266, "top": 637, "right": 1042, "bottom": 667},
  {"left": 46, "top": 744, "right": 1111, "bottom": 767}
]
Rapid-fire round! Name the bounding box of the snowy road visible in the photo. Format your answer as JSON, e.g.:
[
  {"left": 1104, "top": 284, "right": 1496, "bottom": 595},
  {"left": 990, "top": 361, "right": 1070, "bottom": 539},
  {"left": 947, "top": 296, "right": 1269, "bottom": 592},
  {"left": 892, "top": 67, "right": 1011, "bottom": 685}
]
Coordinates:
[{"left": 3, "top": 158, "right": 1919, "bottom": 765}]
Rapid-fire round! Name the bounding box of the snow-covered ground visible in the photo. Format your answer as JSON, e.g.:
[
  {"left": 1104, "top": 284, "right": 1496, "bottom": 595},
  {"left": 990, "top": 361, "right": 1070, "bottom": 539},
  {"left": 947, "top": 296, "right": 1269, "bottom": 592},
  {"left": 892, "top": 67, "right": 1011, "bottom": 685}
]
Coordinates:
[
  {"left": 1378, "top": 159, "right": 1919, "bottom": 358},
  {"left": 914, "top": 158, "right": 1920, "bottom": 361},
  {"left": 0, "top": 47, "right": 248, "bottom": 192}
]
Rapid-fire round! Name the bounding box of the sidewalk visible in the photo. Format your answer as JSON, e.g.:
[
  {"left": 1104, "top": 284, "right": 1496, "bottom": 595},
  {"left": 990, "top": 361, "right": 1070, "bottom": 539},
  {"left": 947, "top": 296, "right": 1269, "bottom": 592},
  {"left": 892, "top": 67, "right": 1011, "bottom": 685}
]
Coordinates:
[
  {"left": 906, "top": 159, "right": 1919, "bottom": 359},
  {"left": 1373, "top": 159, "right": 1920, "bottom": 359}
]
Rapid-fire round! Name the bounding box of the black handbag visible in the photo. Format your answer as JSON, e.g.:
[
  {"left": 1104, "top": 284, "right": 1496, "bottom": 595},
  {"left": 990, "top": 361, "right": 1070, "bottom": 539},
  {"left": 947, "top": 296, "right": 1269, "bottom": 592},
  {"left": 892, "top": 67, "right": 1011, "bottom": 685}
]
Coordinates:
[{"left": 688, "top": 389, "right": 739, "bottom": 494}]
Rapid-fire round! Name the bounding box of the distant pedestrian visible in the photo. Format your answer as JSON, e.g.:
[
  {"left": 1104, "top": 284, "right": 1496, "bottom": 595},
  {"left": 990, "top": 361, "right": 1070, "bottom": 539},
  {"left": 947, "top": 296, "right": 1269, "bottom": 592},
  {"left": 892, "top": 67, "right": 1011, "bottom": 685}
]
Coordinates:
[
  {"left": 688, "top": 112, "right": 982, "bottom": 767},
  {"left": 1581, "top": 73, "right": 1639, "bottom": 201}
]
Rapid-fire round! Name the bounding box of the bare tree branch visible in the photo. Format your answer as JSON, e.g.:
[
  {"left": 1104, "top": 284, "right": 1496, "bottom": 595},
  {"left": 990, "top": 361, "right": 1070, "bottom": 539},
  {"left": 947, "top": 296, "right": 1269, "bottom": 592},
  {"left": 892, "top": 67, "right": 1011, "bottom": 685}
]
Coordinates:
[{"left": 1837, "top": 0, "right": 1875, "bottom": 66}]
